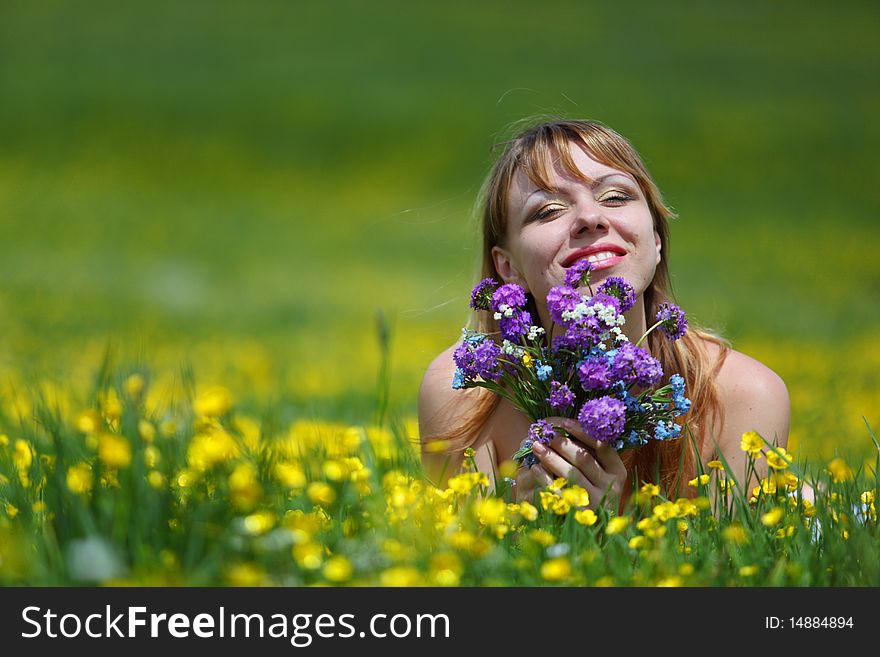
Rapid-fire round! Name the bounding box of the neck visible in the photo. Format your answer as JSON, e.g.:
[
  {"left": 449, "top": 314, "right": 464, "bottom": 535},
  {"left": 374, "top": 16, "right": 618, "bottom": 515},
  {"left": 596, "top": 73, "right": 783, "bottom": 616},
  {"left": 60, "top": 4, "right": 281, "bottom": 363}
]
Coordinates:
[{"left": 622, "top": 295, "right": 649, "bottom": 346}]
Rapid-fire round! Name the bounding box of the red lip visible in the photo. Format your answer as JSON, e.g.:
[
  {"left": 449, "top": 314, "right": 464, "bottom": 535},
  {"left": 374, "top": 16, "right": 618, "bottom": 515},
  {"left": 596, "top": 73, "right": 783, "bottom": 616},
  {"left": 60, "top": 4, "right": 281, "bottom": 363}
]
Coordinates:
[{"left": 562, "top": 243, "right": 627, "bottom": 267}]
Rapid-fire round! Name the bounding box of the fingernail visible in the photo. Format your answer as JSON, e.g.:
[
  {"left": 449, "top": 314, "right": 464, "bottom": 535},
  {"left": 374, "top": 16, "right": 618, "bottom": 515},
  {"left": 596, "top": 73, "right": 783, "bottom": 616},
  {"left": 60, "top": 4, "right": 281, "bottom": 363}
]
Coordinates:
[{"left": 532, "top": 442, "right": 545, "bottom": 454}]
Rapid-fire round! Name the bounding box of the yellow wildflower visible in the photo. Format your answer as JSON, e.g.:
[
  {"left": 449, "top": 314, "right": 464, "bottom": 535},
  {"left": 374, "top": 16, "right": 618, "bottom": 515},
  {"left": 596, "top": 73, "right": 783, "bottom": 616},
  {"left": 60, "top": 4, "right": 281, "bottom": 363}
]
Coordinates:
[
  {"left": 527, "top": 529, "right": 556, "bottom": 547},
  {"left": 775, "top": 525, "right": 795, "bottom": 539},
  {"left": 138, "top": 420, "right": 156, "bottom": 443},
  {"left": 229, "top": 463, "right": 262, "bottom": 510},
  {"left": 187, "top": 428, "right": 238, "bottom": 471},
  {"left": 740, "top": 431, "right": 764, "bottom": 458},
  {"left": 193, "top": 386, "right": 232, "bottom": 417},
  {"left": 429, "top": 552, "right": 462, "bottom": 587},
  {"left": 12, "top": 439, "right": 33, "bottom": 472},
  {"left": 322, "top": 459, "right": 347, "bottom": 482},
  {"left": 448, "top": 472, "right": 488, "bottom": 495},
  {"left": 124, "top": 374, "right": 146, "bottom": 400},
  {"left": 766, "top": 447, "right": 792, "bottom": 471},
  {"left": 307, "top": 481, "right": 336, "bottom": 506},
  {"left": 474, "top": 497, "right": 507, "bottom": 527},
  {"left": 656, "top": 576, "right": 682, "bottom": 587},
  {"left": 97, "top": 433, "right": 132, "bottom": 468},
  {"left": 561, "top": 485, "right": 590, "bottom": 508},
  {"left": 242, "top": 511, "right": 276, "bottom": 535},
  {"left": 539, "top": 490, "right": 570, "bottom": 515},
  {"left": 293, "top": 542, "right": 324, "bottom": 570},
  {"left": 76, "top": 410, "right": 102, "bottom": 435},
  {"left": 629, "top": 536, "right": 647, "bottom": 550},
  {"left": 225, "top": 562, "right": 266, "bottom": 586},
  {"left": 826, "top": 458, "right": 854, "bottom": 483},
  {"left": 518, "top": 500, "right": 538, "bottom": 522},
  {"left": 575, "top": 508, "right": 598, "bottom": 526},
  {"left": 380, "top": 566, "right": 422, "bottom": 587},
  {"left": 66, "top": 463, "right": 93, "bottom": 495},
  {"left": 274, "top": 462, "right": 307, "bottom": 489},
  {"left": 640, "top": 483, "right": 661, "bottom": 497},
  {"left": 739, "top": 565, "right": 759, "bottom": 577},
  {"left": 723, "top": 524, "right": 748, "bottom": 545},
  {"left": 5, "top": 504, "right": 19, "bottom": 518},
  {"left": 144, "top": 446, "right": 160, "bottom": 468},
  {"left": 540, "top": 558, "right": 571, "bottom": 582},
  {"left": 688, "top": 474, "right": 710, "bottom": 487},
  {"left": 606, "top": 516, "right": 630, "bottom": 535},
  {"left": 423, "top": 438, "right": 450, "bottom": 454},
  {"left": 707, "top": 459, "right": 724, "bottom": 470},
  {"left": 323, "top": 555, "right": 353, "bottom": 583},
  {"left": 761, "top": 507, "right": 784, "bottom": 527},
  {"left": 147, "top": 471, "right": 165, "bottom": 489}
]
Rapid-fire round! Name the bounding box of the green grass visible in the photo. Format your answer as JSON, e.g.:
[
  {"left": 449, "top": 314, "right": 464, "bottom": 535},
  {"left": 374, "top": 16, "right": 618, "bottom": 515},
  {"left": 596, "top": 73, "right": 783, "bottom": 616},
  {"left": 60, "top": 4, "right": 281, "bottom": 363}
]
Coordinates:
[{"left": 0, "top": 0, "right": 878, "bottom": 458}]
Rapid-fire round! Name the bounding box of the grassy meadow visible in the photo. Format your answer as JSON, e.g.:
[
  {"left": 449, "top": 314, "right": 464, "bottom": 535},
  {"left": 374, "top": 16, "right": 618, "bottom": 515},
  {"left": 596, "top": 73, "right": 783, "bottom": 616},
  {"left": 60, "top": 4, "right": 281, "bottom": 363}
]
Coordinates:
[{"left": 0, "top": 0, "right": 878, "bottom": 585}]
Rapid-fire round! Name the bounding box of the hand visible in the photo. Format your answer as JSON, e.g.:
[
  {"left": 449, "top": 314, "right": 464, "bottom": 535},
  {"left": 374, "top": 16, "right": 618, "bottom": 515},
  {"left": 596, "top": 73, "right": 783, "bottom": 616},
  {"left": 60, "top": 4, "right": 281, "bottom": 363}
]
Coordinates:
[{"left": 516, "top": 416, "right": 628, "bottom": 511}]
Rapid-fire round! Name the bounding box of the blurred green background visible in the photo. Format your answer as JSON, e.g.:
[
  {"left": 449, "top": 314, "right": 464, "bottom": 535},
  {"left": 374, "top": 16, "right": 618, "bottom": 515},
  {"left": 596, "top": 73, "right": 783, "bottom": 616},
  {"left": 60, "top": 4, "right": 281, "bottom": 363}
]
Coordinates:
[{"left": 1, "top": 0, "right": 878, "bottom": 459}]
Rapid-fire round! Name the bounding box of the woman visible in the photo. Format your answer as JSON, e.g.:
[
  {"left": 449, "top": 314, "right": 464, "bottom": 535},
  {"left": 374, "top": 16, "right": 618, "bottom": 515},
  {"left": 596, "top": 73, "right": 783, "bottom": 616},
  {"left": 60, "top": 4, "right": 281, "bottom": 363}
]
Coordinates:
[{"left": 418, "top": 119, "right": 790, "bottom": 509}]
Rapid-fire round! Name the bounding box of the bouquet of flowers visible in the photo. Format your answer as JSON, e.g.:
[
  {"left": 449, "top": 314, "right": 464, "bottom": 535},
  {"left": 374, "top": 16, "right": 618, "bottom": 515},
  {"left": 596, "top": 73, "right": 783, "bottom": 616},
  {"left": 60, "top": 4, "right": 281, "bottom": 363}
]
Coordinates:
[{"left": 452, "top": 260, "right": 691, "bottom": 468}]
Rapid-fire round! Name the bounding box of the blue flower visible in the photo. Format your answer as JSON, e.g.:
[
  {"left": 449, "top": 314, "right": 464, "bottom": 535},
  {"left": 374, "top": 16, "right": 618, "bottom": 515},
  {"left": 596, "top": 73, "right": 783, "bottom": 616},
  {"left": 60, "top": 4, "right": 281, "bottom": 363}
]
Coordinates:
[
  {"left": 536, "top": 363, "right": 553, "bottom": 381},
  {"left": 452, "top": 368, "right": 466, "bottom": 390}
]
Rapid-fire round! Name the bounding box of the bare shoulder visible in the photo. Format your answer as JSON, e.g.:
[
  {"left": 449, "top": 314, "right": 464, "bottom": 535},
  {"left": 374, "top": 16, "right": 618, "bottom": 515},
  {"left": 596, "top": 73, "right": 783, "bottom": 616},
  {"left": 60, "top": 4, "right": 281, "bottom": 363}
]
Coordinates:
[
  {"left": 712, "top": 344, "right": 789, "bottom": 417},
  {"left": 418, "top": 344, "right": 461, "bottom": 431},
  {"left": 700, "top": 339, "right": 790, "bottom": 462},
  {"left": 418, "top": 344, "right": 486, "bottom": 483}
]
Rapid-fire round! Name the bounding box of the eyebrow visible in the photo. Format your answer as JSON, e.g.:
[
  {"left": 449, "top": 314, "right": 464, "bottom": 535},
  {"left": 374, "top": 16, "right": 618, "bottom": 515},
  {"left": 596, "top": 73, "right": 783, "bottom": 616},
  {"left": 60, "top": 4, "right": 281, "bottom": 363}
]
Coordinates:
[{"left": 524, "top": 173, "right": 636, "bottom": 202}]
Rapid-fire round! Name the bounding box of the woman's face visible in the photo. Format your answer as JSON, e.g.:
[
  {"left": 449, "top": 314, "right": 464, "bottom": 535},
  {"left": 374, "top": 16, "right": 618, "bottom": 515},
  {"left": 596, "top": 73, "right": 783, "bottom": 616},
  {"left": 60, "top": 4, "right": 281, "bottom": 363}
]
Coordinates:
[{"left": 492, "top": 143, "right": 661, "bottom": 327}]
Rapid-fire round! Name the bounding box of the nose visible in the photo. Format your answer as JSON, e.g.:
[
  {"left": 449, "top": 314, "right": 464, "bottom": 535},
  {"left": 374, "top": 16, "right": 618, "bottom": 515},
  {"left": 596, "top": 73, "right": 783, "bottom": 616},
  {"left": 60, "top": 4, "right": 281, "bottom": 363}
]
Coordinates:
[{"left": 569, "top": 204, "right": 608, "bottom": 239}]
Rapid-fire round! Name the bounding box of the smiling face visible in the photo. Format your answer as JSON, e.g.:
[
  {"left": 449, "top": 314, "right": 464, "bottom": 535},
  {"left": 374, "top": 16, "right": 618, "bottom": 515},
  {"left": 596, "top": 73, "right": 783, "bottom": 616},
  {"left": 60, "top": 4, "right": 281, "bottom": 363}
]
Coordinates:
[{"left": 491, "top": 142, "right": 662, "bottom": 331}]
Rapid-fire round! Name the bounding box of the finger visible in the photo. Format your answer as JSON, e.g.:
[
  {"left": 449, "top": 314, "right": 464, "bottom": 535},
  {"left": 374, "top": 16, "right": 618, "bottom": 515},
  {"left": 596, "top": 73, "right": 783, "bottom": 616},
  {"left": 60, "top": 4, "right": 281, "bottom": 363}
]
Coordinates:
[
  {"left": 532, "top": 442, "right": 591, "bottom": 489},
  {"left": 547, "top": 433, "right": 606, "bottom": 484},
  {"left": 528, "top": 463, "right": 554, "bottom": 489},
  {"left": 546, "top": 416, "right": 627, "bottom": 476}
]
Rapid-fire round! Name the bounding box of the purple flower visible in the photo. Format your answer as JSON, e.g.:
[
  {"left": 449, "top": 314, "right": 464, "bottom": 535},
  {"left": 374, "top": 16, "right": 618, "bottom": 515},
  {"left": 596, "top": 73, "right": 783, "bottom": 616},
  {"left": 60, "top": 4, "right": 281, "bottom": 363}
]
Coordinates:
[
  {"left": 546, "top": 285, "right": 582, "bottom": 324},
  {"left": 453, "top": 336, "right": 502, "bottom": 381},
  {"left": 472, "top": 340, "right": 503, "bottom": 381},
  {"left": 546, "top": 381, "right": 576, "bottom": 410},
  {"left": 491, "top": 283, "right": 527, "bottom": 312},
  {"left": 577, "top": 356, "right": 611, "bottom": 390},
  {"left": 596, "top": 277, "right": 636, "bottom": 313},
  {"left": 655, "top": 302, "right": 688, "bottom": 341},
  {"left": 528, "top": 419, "right": 556, "bottom": 445},
  {"left": 564, "top": 259, "right": 593, "bottom": 288},
  {"left": 470, "top": 278, "right": 498, "bottom": 311},
  {"left": 499, "top": 310, "right": 532, "bottom": 341},
  {"left": 562, "top": 315, "right": 602, "bottom": 350},
  {"left": 586, "top": 292, "right": 621, "bottom": 314},
  {"left": 577, "top": 396, "right": 626, "bottom": 444},
  {"left": 611, "top": 342, "right": 663, "bottom": 387}
]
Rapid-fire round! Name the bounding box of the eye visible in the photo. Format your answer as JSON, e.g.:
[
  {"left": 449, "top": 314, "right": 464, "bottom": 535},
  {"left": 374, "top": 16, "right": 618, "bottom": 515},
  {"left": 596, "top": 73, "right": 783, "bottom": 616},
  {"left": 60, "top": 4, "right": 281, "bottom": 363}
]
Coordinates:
[
  {"left": 532, "top": 203, "right": 566, "bottom": 221},
  {"left": 598, "top": 188, "right": 635, "bottom": 206}
]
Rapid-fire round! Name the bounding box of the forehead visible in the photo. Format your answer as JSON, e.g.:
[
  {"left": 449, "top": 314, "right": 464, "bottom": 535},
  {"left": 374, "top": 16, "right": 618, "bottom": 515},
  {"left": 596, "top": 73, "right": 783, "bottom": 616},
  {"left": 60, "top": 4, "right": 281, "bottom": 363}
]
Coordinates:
[{"left": 507, "top": 143, "right": 634, "bottom": 206}]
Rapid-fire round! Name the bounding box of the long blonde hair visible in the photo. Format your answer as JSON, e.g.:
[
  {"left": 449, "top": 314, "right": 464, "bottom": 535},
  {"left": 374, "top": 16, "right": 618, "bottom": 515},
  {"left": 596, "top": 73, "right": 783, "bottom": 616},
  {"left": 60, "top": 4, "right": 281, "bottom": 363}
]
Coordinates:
[{"left": 436, "top": 118, "right": 728, "bottom": 496}]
